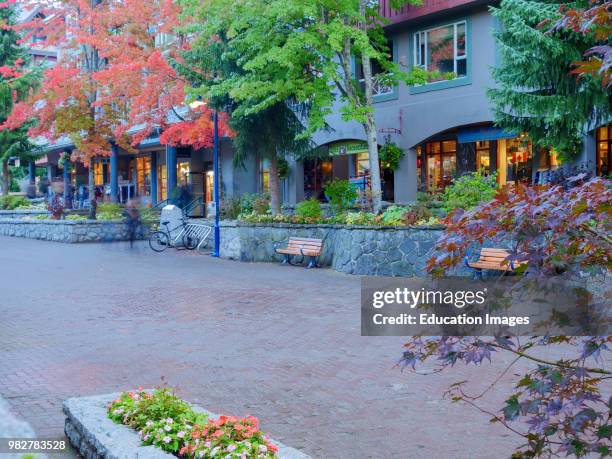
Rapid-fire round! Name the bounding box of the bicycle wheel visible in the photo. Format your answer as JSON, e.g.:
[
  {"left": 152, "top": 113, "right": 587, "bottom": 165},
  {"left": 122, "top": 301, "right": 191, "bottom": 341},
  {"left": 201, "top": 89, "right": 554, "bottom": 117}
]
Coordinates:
[
  {"left": 149, "top": 231, "right": 170, "bottom": 252},
  {"left": 183, "top": 233, "right": 199, "bottom": 250}
]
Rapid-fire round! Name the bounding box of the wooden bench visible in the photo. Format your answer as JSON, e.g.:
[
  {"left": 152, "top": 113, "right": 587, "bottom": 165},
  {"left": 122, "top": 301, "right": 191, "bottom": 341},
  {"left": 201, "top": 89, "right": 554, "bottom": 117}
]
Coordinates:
[
  {"left": 465, "top": 248, "right": 527, "bottom": 277},
  {"left": 274, "top": 237, "right": 324, "bottom": 269}
]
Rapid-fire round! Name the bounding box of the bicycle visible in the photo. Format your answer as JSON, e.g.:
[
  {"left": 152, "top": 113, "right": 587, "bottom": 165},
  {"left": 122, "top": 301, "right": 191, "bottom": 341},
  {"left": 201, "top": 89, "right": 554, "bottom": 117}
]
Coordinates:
[{"left": 148, "top": 217, "right": 199, "bottom": 252}]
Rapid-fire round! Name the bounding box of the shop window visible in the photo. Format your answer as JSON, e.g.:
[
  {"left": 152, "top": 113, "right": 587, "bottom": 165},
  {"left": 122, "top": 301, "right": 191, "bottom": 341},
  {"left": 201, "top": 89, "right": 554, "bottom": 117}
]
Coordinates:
[
  {"left": 136, "top": 156, "right": 151, "bottom": 197},
  {"left": 597, "top": 125, "right": 611, "bottom": 176},
  {"left": 355, "top": 152, "right": 370, "bottom": 176},
  {"left": 304, "top": 158, "right": 333, "bottom": 201},
  {"left": 414, "top": 21, "right": 467, "bottom": 79},
  {"left": 505, "top": 137, "right": 532, "bottom": 184},
  {"left": 158, "top": 165, "right": 167, "bottom": 201},
  {"left": 93, "top": 159, "right": 108, "bottom": 186},
  {"left": 177, "top": 160, "right": 190, "bottom": 187},
  {"left": 260, "top": 159, "right": 270, "bottom": 193},
  {"left": 425, "top": 140, "right": 457, "bottom": 191},
  {"left": 475, "top": 141, "right": 490, "bottom": 175}
]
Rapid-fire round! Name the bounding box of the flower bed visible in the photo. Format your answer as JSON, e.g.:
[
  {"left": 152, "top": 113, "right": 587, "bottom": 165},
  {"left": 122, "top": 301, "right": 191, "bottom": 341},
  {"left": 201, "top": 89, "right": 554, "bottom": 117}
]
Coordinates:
[{"left": 108, "top": 389, "right": 280, "bottom": 459}]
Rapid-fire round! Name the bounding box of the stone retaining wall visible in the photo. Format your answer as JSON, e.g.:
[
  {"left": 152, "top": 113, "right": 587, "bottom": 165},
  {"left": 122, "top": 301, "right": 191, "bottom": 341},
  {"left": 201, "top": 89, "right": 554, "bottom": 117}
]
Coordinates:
[
  {"left": 219, "top": 221, "right": 445, "bottom": 277},
  {"left": 0, "top": 219, "right": 147, "bottom": 243},
  {"left": 64, "top": 394, "right": 310, "bottom": 459}
]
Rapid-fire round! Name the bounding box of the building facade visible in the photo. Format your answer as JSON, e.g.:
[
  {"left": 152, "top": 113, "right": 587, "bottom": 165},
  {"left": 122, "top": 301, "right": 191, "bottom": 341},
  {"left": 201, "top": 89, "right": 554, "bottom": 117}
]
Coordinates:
[
  {"left": 27, "top": 0, "right": 610, "bottom": 211},
  {"left": 291, "top": 0, "right": 608, "bottom": 205}
]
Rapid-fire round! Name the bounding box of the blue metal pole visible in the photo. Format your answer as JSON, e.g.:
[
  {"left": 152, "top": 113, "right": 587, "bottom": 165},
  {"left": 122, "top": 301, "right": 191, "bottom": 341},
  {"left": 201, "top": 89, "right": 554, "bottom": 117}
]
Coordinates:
[
  {"left": 110, "top": 143, "right": 119, "bottom": 203},
  {"left": 150, "top": 152, "right": 158, "bottom": 206},
  {"left": 213, "top": 110, "right": 220, "bottom": 257},
  {"left": 166, "top": 145, "right": 177, "bottom": 203},
  {"left": 63, "top": 155, "right": 70, "bottom": 204},
  {"left": 28, "top": 160, "right": 35, "bottom": 184}
]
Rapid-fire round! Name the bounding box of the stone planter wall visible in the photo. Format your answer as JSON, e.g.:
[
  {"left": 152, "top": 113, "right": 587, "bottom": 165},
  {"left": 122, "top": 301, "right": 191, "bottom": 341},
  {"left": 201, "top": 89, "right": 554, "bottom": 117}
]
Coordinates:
[
  {"left": 64, "top": 394, "right": 309, "bottom": 459},
  {"left": 0, "top": 219, "right": 148, "bottom": 243},
  {"left": 0, "top": 209, "right": 89, "bottom": 219},
  {"left": 219, "top": 221, "right": 445, "bottom": 277}
]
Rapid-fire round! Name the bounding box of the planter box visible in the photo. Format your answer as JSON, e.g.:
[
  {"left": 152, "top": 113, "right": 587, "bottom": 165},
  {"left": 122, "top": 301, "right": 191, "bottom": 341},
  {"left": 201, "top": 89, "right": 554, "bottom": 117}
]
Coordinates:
[{"left": 63, "top": 393, "right": 310, "bottom": 459}]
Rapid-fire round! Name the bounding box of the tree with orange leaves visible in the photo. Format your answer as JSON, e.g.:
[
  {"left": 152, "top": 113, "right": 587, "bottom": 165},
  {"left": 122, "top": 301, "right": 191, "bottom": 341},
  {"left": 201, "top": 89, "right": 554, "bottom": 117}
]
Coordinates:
[{"left": 6, "top": 0, "right": 227, "bottom": 216}]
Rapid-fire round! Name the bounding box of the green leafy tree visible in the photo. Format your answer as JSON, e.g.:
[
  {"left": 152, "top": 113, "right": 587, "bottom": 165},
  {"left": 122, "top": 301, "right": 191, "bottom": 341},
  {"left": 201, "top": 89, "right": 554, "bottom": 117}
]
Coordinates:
[
  {"left": 178, "top": 0, "right": 428, "bottom": 214},
  {"left": 176, "top": 32, "right": 313, "bottom": 215},
  {"left": 488, "top": 0, "right": 611, "bottom": 162},
  {"left": 0, "top": 3, "right": 40, "bottom": 195}
]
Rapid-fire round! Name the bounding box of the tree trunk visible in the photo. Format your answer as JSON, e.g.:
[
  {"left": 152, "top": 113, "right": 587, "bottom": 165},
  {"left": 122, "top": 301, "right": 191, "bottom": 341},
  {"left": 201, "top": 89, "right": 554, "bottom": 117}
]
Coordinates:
[
  {"left": 88, "top": 159, "right": 96, "bottom": 219},
  {"left": 268, "top": 155, "right": 282, "bottom": 215},
  {"left": 359, "top": 0, "right": 382, "bottom": 213},
  {"left": 1, "top": 160, "right": 9, "bottom": 196}
]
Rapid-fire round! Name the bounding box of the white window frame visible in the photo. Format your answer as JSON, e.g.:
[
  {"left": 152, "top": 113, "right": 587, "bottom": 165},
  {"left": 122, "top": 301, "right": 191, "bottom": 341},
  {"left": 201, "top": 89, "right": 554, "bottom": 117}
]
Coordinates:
[{"left": 413, "top": 21, "right": 467, "bottom": 77}]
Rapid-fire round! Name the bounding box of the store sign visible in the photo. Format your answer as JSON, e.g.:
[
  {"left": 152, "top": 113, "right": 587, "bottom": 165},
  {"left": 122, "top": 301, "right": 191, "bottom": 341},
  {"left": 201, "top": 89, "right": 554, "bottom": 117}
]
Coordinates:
[{"left": 328, "top": 141, "right": 369, "bottom": 156}]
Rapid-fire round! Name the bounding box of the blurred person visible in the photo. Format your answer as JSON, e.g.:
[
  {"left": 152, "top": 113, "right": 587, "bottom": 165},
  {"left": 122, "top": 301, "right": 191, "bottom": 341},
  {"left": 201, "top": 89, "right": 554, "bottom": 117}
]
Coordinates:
[{"left": 123, "top": 198, "right": 141, "bottom": 248}]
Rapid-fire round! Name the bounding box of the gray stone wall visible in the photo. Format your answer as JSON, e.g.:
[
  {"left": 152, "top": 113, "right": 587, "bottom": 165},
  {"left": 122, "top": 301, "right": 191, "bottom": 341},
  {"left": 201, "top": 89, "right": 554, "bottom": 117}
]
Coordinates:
[
  {"left": 0, "top": 219, "right": 148, "bottom": 243},
  {"left": 219, "top": 221, "right": 445, "bottom": 277}
]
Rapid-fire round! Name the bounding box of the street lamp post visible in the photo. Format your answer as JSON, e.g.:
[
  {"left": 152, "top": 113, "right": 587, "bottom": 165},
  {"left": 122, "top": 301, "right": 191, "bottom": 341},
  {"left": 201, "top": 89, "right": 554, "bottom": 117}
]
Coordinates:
[{"left": 212, "top": 110, "right": 220, "bottom": 257}]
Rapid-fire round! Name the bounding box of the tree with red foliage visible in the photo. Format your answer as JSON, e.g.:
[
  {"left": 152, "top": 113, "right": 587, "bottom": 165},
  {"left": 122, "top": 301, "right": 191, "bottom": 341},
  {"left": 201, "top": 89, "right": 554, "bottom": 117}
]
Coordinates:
[
  {"left": 552, "top": 0, "right": 611, "bottom": 87},
  {"left": 6, "top": 0, "right": 228, "bottom": 215},
  {"left": 400, "top": 176, "right": 612, "bottom": 457}
]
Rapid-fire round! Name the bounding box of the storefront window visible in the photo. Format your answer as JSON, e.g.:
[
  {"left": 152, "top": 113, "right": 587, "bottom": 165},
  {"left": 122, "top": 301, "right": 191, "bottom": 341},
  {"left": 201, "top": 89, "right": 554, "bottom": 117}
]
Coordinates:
[
  {"left": 355, "top": 153, "right": 370, "bottom": 176},
  {"left": 414, "top": 21, "right": 467, "bottom": 79},
  {"left": 425, "top": 140, "right": 456, "bottom": 191},
  {"left": 597, "top": 125, "right": 610, "bottom": 176},
  {"left": 505, "top": 137, "right": 532, "bottom": 184},
  {"left": 260, "top": 159, "right": 270, "bottom": 193},
  {"left": 177, "top": 160, "right": 190, "bottom": 187},
  {"left": 136, "top": 156, "right": 151, "bottom": 197},
  {"left": 158, "top": 164, "right": 167, "bottom": 201},
  {"left": 304, "top": 158, "right": 333, "bottom": 201},
  {"left": 475, "top": 141, "right": 490, "bottom": 174}
]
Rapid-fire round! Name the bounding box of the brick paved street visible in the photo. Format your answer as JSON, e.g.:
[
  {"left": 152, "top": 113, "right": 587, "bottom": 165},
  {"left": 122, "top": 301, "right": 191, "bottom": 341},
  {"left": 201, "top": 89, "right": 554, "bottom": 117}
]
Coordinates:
[{"left": 0, "top": 236, "right": 591, "bottom": 458}]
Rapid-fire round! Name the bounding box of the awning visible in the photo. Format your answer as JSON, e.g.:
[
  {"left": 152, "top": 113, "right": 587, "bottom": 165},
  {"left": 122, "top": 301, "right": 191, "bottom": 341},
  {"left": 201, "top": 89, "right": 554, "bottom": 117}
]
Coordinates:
[{"left": 457, "top": 126, "right": 516, "bottom": 144}]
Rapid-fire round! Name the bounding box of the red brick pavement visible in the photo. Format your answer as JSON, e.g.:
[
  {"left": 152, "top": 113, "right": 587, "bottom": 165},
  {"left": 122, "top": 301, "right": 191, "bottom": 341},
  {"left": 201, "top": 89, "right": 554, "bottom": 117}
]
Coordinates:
[{"left": 0, "top": 237, "right": 589, "bottom": 458}]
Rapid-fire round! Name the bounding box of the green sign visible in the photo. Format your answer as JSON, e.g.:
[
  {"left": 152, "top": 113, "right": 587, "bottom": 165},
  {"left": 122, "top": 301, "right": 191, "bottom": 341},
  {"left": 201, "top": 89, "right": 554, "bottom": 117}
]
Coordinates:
[{"left": 328, "top": 140, "right": 368, "bottom": 156}]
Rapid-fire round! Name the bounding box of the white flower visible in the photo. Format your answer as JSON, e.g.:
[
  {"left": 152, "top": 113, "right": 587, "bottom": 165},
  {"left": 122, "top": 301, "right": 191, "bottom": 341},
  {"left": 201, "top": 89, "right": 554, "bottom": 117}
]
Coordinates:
[
  {"left": 113, "top": 408, "right": 124, "bottom": 415},
  {"left": 185, "top": 424, "right": 192, "bottom": 430},
  {"left": 243, "top": 441, "right": 251, "bottom": 449},
  {"left": 226, "top": 444, "right": 236, "bottom": 452},
  {"left": 164, "top": 425, "right": 172, "bottom": 432},
  {"left": 177, "top": 431, "right": 186, "bottom": 438},
  {"left": 210, "top": 446, "right": 220, "bottom": 457},
  {"left": 198, "top": 451, "right": 205, "bottom": 458},
  {"left": 143, "top": 434, "right": 150, "bottom": 441},
  {"left": 258, "top": 445, "right": 267, "bottom": 453},
  {"left": 166, "top": 418, "right": 174, "bottom": 424},
  {"left": 204, "top": 441, "right": 211, "bottom": 448},
  {"left": 146, "top": 421, "right": 153, "bottom": 427},
  {"left": 163, "top": 436, "right": 171, "bottom": 444}
]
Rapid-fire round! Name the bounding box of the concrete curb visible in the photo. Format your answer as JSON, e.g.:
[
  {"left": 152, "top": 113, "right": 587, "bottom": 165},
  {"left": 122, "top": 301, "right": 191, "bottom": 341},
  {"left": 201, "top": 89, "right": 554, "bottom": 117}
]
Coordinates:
[
  {"left": 0, "top": 395, "right": 47, "bottom": 459},
  {"left": 63, "top": 393, "right": 310, "bottom": 459}
]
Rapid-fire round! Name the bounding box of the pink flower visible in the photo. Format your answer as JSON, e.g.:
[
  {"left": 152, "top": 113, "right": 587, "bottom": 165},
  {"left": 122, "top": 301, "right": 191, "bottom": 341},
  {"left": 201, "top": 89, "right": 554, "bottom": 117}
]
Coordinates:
[
  {"left": 177, "top": 431, "right": 185, "bottom": 438},
  {"left": 226, "top": 444, "right": 236, "bottom": 452},
  {"left": 163, "top": 436, "right": 171, "bottom": 444}
]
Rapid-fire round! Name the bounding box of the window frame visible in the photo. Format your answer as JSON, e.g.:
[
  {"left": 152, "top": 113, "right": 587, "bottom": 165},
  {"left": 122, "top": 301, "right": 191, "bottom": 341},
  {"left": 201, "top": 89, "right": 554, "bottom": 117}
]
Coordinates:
[{"left": 409, "top": 17, "right": 472, "bottom": 94}]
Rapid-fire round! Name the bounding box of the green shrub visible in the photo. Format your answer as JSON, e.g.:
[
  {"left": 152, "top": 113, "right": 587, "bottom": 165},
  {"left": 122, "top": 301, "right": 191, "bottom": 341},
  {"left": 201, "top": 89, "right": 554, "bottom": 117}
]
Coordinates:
[
  {"left": 380, "top": 205, "right": 407, "bottom": 225},
  {"left": 222, "top": 196, "right": 242, "bottom": 220},
  {"left": 65, "top": 214, "right": 87, "bottom": 220},
  {"left": 239, "top": 193, "right": 270, "bottom": 215},
  {"left": 97, "top": 202, "right": 123, "bottom": 220},
  {"left": 252, "top": 193, "right": 270, "bottom": 215},
  {"left": 442, "top": 171, "right": 498, "bottom": 212},
  {"left": 295, "top": 198, "right": 322, "bottom": 218},
  {"left": 324, "top": 179, "right": 358, "bottom": 215},
  {"left": 344, "top": 211, "right": 377, "bottom": 225},
  {"left": 0, "top": 195, "right": 29, "bottom": 210}
]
